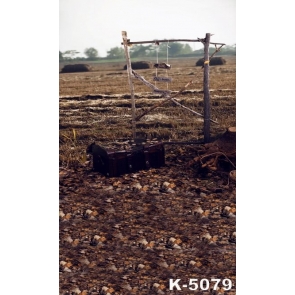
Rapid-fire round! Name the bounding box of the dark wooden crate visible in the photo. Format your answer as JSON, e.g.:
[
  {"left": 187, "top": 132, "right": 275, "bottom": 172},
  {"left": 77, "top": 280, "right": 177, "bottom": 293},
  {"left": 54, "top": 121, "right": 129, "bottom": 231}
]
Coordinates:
[{"left": 87, "top": 142, "right": 165, "bottom": 177}]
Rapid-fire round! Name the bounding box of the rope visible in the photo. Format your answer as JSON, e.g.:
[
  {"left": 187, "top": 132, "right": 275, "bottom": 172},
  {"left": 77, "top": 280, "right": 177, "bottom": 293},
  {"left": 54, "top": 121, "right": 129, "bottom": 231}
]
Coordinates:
[
  {"left": 155, "top": 43, "right": 159, "bottom": 87},
  {"left": 166, "top": 41, "right": 170, "bottom": 90}
]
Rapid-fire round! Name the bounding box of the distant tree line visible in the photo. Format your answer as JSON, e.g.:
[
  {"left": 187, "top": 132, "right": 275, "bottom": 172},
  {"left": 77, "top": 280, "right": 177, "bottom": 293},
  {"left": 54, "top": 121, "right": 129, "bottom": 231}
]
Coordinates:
[
  {"left": 59, "top": 47, "right": 99, "bottom": 61},
  {"left": 59, "top": 43, "right": 236, "bottom": 62}
]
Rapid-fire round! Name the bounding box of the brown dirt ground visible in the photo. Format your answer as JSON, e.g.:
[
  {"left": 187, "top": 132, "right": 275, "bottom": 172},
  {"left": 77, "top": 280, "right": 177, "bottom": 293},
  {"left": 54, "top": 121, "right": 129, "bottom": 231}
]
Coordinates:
[{"left": 59, "top": 56, "right": 236, "bottom": 295}]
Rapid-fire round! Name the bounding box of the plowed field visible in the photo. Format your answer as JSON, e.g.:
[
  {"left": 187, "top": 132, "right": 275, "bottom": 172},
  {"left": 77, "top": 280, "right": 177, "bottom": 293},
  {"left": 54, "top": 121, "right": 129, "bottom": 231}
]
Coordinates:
[{"left": 59, "top": 56, "right": 236, "bottom": 295}]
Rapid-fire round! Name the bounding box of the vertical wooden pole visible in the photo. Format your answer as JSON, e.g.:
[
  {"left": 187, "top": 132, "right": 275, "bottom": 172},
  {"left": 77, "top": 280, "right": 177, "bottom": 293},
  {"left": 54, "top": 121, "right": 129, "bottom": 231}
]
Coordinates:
[
  {"left": 122, "top": 31, "right": 136, "bottom": 139},
  {"left": 203, "top": 33, "right": 211, "bottom": 143}
]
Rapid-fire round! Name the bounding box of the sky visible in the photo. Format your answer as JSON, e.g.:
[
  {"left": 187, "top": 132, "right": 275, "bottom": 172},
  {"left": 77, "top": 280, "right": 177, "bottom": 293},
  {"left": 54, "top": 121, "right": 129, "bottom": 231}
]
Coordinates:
[{"left": 59, "top": 0, "right": 235, "bottom": 57}]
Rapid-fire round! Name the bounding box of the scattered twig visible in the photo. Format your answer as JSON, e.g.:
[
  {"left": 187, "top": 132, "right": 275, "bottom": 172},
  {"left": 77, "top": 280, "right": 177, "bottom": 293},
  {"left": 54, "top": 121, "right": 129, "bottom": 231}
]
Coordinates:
[{"left": 199, "top": 151, "right": 236, "bottom": 169}]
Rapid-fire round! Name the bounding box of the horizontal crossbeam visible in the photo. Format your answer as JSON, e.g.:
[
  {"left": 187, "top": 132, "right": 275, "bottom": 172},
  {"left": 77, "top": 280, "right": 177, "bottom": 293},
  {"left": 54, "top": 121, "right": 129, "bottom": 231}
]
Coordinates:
[{"left": 121, "top": 38, "right": 225, "bottom": 46}]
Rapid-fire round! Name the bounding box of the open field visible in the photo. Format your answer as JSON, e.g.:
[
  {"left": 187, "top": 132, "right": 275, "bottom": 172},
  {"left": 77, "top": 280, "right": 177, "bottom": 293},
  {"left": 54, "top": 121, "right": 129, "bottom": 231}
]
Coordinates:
[{"left": 59, "top": 56, "right": 236, "bottom": 294}]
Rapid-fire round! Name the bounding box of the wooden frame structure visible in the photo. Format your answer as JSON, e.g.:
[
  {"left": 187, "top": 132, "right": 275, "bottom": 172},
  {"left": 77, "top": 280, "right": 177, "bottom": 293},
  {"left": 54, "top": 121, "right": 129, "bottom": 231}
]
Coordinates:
[{"left": 121, "top": 31, "right": 225, "bottom": 143}]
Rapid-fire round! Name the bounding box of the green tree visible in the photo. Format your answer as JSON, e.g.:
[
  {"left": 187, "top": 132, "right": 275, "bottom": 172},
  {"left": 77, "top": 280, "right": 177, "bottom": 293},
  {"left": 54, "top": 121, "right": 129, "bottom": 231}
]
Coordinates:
[
  {"left": 63, "top": 50, "right": 80, "bottom": 60},
  {"left": 182, "top": 44, "right": 193, "bottom": 54},
  {"left": 221, "top": 45, "right": 236, "bottom": 55},
  {"left": 59, "top": 51, "right": 64, "bottom": 61},
  {"left": 168, "top": 43, "right": 183, "bottom": 57},
  {"left": 107, "top": 46, "right": 124, "bottom": 59},
  {"left": 130, "top": 45, "right": 152, "bottom": 58},
  {"left": 154, "top": 42, "right": 192, "bottom": 57},
  {"left": 84, "top": 47, "right": 99, "bottom": 60}
]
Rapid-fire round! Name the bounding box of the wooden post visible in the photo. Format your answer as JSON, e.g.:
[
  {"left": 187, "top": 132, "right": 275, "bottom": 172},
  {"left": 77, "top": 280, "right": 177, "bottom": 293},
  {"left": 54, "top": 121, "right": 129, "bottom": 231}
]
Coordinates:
[
  {"left": 203, "top": 33, "right": 211, "bottom": 143},
  {"left": 122, "top": 31, "right": 136, "bottom": 139}
]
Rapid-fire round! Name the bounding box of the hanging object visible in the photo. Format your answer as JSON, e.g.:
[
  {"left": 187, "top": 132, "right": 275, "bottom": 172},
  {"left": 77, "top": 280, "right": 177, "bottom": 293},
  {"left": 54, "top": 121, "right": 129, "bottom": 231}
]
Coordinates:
[
  {"left": 153, "top": 76, "right": 172, "bottom": 83},
  {"left": 132, "top": 70, "right": 171, "bottom": 97},
  {"left": 153, "top": 42, "right": 172, "bottom": 83},
  {"left": 154, "top": 62, "right": 171, "bottom": 69},
  {"left": 121, "top": 31, "right": 226, "bottom": 146}
]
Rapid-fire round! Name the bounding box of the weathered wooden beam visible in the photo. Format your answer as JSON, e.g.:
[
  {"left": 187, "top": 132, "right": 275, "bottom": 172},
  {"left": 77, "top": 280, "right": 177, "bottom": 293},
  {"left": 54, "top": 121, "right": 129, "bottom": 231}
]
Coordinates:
[
  {"left": 132, "top": 70, "right": 171, "bottom": 97},
  {"left": 170, "top": 97, "right": 218, "bottom": 124},
  {"left": 122, "top": 31, "right": 136, "bottom": 139},
  {"left": 203, "top": 33, "right": 211, "bottom": 143},
  {"left": 121, "top": 38, "right": 225, "bottom": 46}
]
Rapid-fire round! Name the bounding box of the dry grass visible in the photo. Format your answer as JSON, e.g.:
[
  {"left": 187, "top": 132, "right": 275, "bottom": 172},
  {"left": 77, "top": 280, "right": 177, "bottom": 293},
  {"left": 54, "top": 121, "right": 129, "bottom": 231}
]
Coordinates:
[
  {"left": 59, "top": 57, "right": 237, "bottom": 293},
  {"left": 59, "top": 56, "right": 236, "bottom": 167}
]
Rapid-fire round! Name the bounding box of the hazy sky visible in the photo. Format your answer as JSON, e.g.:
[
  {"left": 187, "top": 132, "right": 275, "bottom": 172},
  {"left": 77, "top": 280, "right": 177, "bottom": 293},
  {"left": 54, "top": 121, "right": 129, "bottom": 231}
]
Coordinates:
[{"left": 59, "top": 0, "right": 235, "bottom": 57}]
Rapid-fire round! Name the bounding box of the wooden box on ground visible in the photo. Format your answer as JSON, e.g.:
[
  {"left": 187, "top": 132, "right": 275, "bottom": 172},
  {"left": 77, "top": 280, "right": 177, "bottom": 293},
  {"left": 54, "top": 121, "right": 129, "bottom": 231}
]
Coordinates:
[{"left": 86, "top": 142, "right": 165, "bottom": 177}]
